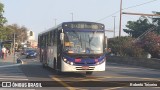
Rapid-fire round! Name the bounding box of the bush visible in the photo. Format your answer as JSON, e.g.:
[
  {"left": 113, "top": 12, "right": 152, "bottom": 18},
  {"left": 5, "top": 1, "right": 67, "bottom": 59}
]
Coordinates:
[
  {"left": 141, "top": 32, "right": 160, "bottom": 58},
  {"left": 108, "top": 36, "right": 146, "bottom": 57}
]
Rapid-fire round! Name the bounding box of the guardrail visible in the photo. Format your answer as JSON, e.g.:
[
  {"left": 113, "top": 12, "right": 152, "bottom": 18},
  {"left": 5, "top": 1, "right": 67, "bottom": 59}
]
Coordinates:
[{"left": 107, "top": 56, "right": 160, "bottom": 69}]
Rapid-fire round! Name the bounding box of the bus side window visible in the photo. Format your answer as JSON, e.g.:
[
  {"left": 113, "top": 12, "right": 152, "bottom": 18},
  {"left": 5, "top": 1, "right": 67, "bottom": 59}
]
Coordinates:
[
  {"left": 54, "top": 30, "right": 57, "bottom": 45},
  {"left": 49, "top": 31, "right": 52, "bottom": 46},
  {"left": 48, "top": 32, "right": 50, "bottom": 46},
  {"left": 51, "top": 31, "right": 54, "bottom": 45},
  {"left": 45, "top": 34, "right": 47, "bottom": 47}
]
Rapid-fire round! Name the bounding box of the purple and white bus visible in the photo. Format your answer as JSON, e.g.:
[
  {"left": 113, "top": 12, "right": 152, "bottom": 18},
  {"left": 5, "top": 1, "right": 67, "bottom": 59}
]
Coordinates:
[{"left": 38, "top": 21, "right": 107, "bottom": 75}]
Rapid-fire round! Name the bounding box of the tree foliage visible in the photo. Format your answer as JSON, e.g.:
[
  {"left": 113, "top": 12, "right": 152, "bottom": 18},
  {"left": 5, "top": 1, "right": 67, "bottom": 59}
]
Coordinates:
[
  {"left": 0, "top": 2, "right": 7, "bottom": 41},
  {"left": 108, "top": 36, "right": 146, "bottom": 57},
  {"left": 124, "top": 17, "right": 154, "bottom": 38},
  {"left": 122, "top": 12, "right": 160, "bottom": 58},
  {"left": 152, "top": 12, "right": 160, "bottom": 34},
  {"left": 140, "top": 32, "right": 160, "bottom": 58},
  {"left": 0, "top": 2, "right": 7, "bottom": 26},
  {"left": 124, "top": 12, "right": 160, "bottom": 38},
  {"left": 6, "top": 24, "right": 28, "bottom": 44},
  {"left": 0, "top": 2, "right": 29, "bottom": 50}
]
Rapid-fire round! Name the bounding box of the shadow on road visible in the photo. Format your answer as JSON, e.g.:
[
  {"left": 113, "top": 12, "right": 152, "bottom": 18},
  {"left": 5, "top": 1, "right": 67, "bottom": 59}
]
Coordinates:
[{"left": 18, "top": 63, "right": 87, "bottom": 81}]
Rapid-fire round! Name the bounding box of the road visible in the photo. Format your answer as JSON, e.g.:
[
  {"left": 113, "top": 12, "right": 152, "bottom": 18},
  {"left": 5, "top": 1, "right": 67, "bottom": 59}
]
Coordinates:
[{"left": 0, "top": 57, "right": 160, "bottom": 90}]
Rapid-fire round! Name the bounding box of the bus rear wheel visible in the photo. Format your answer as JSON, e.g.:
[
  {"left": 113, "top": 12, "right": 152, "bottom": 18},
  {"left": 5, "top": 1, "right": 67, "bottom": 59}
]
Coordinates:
[
  {"left": 55, "top": 69, "right": 62, "bottom": 75},
  {"left": 86, "top": 71, "right": 93, "bottom": 75},
  {"left": 42, "top": 63, "right": 47, "bottom": 68}
]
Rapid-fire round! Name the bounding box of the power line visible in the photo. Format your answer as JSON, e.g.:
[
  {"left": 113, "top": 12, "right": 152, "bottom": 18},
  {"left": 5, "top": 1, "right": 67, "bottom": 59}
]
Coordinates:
[
  {"left": 96, "top": 0, "right": 158, "bottom": 22},
  {"left": 133, "top": 26, "right": 157, "bottom": 42},
  {"left": 123, "top": 0, "right": 158, "bottom": 10},
  {"left": 96, "top": 11, "right": 119, "bottom": 22}
]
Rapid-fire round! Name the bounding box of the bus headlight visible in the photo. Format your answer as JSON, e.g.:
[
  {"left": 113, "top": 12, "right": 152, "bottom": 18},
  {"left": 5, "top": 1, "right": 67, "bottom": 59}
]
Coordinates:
[
  {"left": 63, "top": 58, "right": 67, "bottom": 62},
  {"left": 63, "top": 57, "right": 74, "bottom": 65},
  {"left": 70, "top": 62, "right": 74, "bottom": 65},
  {"left": 96, "top": 62, "right": 100, "bottom": 65},
  {"left": 96, "top": 59, "right": 105, "bottom": 65}
]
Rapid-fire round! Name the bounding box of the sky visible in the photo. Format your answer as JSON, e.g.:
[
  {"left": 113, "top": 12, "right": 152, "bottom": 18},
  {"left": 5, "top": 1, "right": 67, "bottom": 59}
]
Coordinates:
[{"left": 1, "top": 0, "right": 160, "bottom": 40}]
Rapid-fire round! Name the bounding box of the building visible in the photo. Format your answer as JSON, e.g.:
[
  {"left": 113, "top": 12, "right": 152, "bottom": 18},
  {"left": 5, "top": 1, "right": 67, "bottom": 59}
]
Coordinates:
[{"left": 26, "top": 31, "right": 37, "bottom": 48}]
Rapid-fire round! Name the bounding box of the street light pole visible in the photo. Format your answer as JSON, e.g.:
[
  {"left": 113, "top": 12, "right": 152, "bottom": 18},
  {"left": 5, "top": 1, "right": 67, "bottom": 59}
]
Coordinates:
[
  {"left": 71, "top": 13, "right": 73, "bottom": 21},
  {"left": 119, "top": 0, "right": 122, "bottom": 37},
  {"left": 55, "top": 19, "right": 57, "bottom": 26},
  {"left": 113, "top": 16, "right": 116, "bottom": 37},
  {"left": 13, "top": 33, "right": 15, "bottom": 63}
]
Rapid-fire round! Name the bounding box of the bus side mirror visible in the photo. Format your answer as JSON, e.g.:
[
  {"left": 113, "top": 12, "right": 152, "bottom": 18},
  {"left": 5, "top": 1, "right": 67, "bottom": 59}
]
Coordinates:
[
  {"left": 60, "top": 33, "right": 64, "bottom": 41},
  {"left": 104, "top": 36, "right": 107, "bottom": 52},
  {"left": 60, "top": 32, "right": 64, "bottom": 45},
  {"left": 107, "top": 48, "right": 111, "bottom": 53}
]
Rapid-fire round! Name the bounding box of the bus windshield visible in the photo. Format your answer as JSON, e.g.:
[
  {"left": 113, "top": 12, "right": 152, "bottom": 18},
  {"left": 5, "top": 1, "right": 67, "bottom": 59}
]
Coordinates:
[{"left": 64, "top": 31, "right": 104, "bottom": 54}]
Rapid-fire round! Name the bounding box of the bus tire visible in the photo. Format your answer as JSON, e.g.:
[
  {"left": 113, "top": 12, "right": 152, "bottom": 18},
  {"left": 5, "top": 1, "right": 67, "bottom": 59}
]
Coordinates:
[
  {"left": 42, "top": 63, "right": 47, "bottom": 68},
  {"left": 53, "top": 58, "right": 56, "bottom": 70},
  {"left": 86, "top": 71, "right": 93, "bottom": 75},
  {"left": 56, "top": 69, "right": 62, "bottom": 75}
]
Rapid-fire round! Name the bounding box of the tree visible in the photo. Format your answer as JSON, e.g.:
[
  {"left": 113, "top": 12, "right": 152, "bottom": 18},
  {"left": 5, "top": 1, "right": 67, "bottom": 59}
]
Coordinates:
[
  {"left": 6, "top": 24, "right": 28, "bottom": 45},
  {"left": 110, "top": 15, "right": 160, "bottom": 58},
  {"left": 0, "top": 2, "right": 7, "bottom": 26},
  {"left": 124, "top": 16, "right": 153, "bottom": 38},
  {"left": 141, "top": 32, "right": 160, "bottom": 58},
  {"left": 0, "top": 2, "right": 7, "bottom": 41},
  {"left": 108, "top": 36, "right": 146, "bottom": 57},
  {"left": 124, "top": 11, "right": 160, "bottom": 38},
  {"left": 152, "top": 12, "right": 160, "bottom": 34},
  {"left": 0, "top": 2, "right": 29, "bottom": 50}
]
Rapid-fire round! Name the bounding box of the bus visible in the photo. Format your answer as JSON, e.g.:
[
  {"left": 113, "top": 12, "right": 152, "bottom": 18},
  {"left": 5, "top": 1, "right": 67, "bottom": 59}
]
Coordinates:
[
  {"left": 0, "top": 42, "right": 2, "bottom": 57},
  {"left": 38, "top": 21, "right": 107, "bottom": 75}
]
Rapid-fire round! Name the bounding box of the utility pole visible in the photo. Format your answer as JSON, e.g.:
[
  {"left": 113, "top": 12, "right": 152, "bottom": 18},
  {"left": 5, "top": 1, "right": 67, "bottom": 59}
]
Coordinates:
[
  {"left": 113, "top": 16, "right": 116, "bottom": 37},
  {"left": 55, "top": 19, "right": 57, "bottom": 26},
  {"left": 105, "top": 30, "right": 114, "bottom": 37},
  {"left": 13, "top": 33, "right": 15, "bottom": 63},
  {"left": 119, "top": 0, "right": 122, "bottom": 37},
  {"left": 71, "top": 13, "right": 73, "bottom": 21}
]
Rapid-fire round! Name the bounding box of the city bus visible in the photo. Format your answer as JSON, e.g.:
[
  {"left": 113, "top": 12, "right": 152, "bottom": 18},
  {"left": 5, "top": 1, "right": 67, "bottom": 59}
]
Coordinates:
[
  {"left": 38, "top": 21, "right": 107, "bottom": 75},
  {"left": 0, "top": 42, "right": 2, "bottom": 57}
]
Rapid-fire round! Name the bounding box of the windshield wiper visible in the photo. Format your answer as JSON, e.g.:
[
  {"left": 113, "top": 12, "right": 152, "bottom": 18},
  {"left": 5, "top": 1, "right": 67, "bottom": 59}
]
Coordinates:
[
  {"left": 89, "top": 30, "right": 97, "bottom": 43},
  {"left": 69, "top": 30, "right": 82, "bottom": 47}
]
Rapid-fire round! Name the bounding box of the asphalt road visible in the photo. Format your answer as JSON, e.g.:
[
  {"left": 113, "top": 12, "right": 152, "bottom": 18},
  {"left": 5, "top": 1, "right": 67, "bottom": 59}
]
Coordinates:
[{"left": 0, "top": 57, "right": 160, "bottom": 90}]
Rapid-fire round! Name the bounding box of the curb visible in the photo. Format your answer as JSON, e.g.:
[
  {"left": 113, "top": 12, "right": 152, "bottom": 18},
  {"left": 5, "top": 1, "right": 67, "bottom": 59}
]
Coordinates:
[
  {"left": 107, "top": 56, "right": 160, "bottom": 70},
  {"left": 16, "top": 58, "right": 25, "bottom": 64},
  {"left": 16, "top": 58, "right": 27, "bottom": 64},
  {"left": 0, "top": 63, "right": 21, "bottom": 68},
  {"left": 16, "top": 58, "right": 22, "bottom": 63}
]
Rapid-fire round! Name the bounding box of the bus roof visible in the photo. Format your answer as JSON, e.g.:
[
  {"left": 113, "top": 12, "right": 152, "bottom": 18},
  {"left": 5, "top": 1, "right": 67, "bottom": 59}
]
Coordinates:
[
  {"left": 38, "top": 23, "right": 62, "bottom": 36},
  {"left": 62, "top": 21, "right": 104, "bottom": 25},
  {"left": 38, "top": 21, "right": 104, "bottom": 36}
]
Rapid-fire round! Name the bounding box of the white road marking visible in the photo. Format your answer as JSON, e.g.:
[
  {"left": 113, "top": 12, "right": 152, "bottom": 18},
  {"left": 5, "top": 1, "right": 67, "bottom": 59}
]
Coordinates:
[
  {"left": 0, "top": 76, "right": 27, "bottom": 78},
  {"left": 103, "top": 87, "right": 124, "bottom": 90},
  {"left": 0, "top": 64, "right": 21, "bottom": 68},
  {"left": 0, "top": 63, "right": 28, "bottom": 81},
  {"left": 0, "top": 78, "right": 28, "bottom": 80},
  {"left": 0, "top": 88, "right": 36, "bottom": 90},
  {"left": 51, "top": 76, "right": 87, "bottom": 90}
]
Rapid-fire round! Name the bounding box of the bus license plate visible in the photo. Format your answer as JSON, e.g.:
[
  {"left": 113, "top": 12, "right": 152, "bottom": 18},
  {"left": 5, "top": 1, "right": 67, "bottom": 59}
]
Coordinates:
[{"left": 82, "top": 66, "right": 89, "bottom": 70}]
